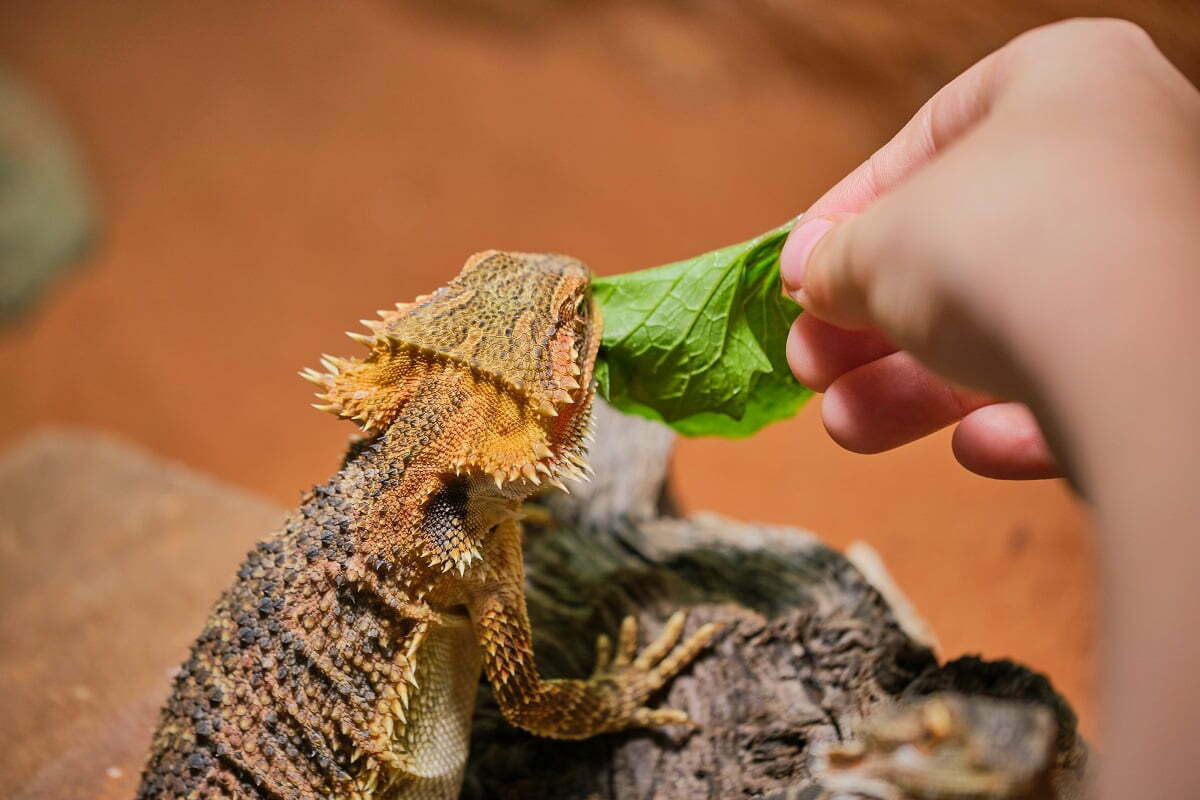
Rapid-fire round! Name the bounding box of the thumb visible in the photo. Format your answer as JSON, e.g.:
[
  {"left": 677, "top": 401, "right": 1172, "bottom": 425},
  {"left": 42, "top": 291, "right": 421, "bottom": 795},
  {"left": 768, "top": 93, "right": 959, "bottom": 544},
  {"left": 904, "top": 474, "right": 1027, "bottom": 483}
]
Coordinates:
[
  {"left": 780, "top": 202, "right": 1027, "bottom": 405},
  {"left": 780, "top": 213, "right": 880, "bottom": 332}
]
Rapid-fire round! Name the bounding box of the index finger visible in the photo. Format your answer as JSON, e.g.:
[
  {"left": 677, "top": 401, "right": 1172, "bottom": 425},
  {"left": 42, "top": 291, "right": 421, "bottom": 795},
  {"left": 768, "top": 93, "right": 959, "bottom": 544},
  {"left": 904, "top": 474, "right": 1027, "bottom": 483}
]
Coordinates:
[{"left": 804, "top": 45, "right": 1010, "bottom": 219}]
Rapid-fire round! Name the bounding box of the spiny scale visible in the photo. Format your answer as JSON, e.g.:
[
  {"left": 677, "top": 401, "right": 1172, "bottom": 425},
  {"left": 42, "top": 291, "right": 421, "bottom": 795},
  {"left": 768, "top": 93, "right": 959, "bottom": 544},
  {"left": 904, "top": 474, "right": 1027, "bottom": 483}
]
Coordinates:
[
  {"left": 137, "top": 251, "right": 718, "bottom": 800},
  {"left": 301, "top": 258, "right": 598, "bottom": 492}
]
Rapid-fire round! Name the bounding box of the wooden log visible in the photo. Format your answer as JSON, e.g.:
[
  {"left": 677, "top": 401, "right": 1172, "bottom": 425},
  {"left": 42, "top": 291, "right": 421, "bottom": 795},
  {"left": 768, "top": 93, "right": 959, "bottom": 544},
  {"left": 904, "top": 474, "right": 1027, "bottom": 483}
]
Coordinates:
[{"left": 463, "top": 402, "right": 1089, "bottom": 799}]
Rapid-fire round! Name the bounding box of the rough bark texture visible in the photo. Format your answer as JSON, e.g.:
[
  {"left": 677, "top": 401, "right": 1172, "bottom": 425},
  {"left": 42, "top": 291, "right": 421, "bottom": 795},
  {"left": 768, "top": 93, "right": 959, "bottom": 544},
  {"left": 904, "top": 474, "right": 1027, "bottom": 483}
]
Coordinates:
[
  {"left": 0, "top": 404, "right": 1087, "bottom": 799},
  {"left": 463, "top": 402, "right": 1088, "bottom": 799}
]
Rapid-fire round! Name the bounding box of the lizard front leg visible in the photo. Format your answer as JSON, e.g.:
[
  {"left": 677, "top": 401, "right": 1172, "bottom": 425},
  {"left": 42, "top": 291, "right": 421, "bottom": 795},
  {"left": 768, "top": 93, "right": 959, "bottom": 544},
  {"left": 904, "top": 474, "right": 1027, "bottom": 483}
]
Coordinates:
[{"left": 468, "top": 519, "right": 720, "bottom": 739}]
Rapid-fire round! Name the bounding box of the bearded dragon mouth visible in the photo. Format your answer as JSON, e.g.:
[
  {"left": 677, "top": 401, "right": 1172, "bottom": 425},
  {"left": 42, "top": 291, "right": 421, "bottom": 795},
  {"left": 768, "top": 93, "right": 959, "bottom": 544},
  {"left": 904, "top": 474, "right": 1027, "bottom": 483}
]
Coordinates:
[{"left": 543, "top": 294, "right": 601, "bottom": 485}]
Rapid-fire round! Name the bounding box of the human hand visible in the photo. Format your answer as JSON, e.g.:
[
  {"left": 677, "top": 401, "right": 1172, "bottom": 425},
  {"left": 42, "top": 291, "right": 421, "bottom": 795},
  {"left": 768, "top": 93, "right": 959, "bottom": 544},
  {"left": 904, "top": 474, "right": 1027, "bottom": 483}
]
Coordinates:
[
  {"left": 782, "top": 22, "right": 1200, "bottom": 799},
  {"left": 780, "top": 18, "right": 1200, "bottom": 483}
]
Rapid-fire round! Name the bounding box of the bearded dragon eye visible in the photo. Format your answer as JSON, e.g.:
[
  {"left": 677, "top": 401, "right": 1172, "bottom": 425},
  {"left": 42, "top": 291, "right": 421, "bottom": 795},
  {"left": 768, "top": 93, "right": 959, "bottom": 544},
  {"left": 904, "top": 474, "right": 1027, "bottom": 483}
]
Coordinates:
[{"left": 575, "top": 295, "right": 588, "bottom": 316}]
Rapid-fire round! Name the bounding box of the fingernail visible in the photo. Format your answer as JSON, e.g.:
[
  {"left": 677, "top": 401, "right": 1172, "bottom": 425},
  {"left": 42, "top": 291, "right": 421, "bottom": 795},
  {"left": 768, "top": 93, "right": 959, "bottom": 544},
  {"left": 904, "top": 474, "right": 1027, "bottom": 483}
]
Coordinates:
[{"left": 780, "top": 216, "right": 834, "bottom": 299}]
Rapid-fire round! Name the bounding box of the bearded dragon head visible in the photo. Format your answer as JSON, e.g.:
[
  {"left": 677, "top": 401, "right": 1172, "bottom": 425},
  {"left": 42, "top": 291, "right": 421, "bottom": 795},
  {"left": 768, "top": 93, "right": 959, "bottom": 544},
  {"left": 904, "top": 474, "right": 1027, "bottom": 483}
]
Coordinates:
[{"left": 301, "top": 251, "right": 601, "bottom": 490}]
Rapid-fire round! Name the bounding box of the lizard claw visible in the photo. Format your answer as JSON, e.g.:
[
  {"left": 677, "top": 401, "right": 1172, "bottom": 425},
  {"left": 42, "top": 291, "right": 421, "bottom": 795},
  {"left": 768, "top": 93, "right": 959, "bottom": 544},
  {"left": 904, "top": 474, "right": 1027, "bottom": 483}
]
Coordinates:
[
  {"left": 632, "top": 707, "right": 693, "bottom": 728},
  {"left": 613, "top": 615, "right": 640, "bottom": 667},
  {"left": 589, "top": 610, "right": 723, "bottom": 731},
  {"left": 634, "top": 610, "right": 687, "bottom": 670},
  {"left": 591, "top": 633, "right": 613, "bottom": 676}
]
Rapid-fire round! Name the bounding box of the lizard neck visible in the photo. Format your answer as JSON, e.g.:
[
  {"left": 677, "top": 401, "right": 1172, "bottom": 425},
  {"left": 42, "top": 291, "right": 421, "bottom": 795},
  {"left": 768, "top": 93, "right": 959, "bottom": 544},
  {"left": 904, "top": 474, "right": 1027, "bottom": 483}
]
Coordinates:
[{"left": 329, "top": 365, "right": 535, "bottom": 580}]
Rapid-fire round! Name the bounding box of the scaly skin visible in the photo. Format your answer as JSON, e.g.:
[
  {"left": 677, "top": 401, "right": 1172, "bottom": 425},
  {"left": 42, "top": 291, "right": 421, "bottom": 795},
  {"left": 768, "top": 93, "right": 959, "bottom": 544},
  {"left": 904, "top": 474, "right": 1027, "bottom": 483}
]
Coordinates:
[
  {"left": 136, "top": 252, "right": 719, "bottom": 800},
  {"left": 816, "top": 694, "right": 1058, "bottom": 799}
]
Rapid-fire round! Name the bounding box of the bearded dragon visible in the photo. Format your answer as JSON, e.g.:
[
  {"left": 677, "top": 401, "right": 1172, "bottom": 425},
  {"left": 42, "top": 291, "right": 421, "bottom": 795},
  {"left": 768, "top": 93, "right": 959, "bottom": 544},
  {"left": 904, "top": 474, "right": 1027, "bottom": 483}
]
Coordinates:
[{"left": 136, "top": 251, "right": 719, "bottom": 800}]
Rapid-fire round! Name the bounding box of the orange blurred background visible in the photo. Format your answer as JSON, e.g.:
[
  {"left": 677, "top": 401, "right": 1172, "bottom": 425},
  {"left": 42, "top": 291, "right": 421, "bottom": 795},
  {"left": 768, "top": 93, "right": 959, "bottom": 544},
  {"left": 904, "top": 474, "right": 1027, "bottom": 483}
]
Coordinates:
[{"left": 5, "top": 0, "right": 1199, "bottom": 741}]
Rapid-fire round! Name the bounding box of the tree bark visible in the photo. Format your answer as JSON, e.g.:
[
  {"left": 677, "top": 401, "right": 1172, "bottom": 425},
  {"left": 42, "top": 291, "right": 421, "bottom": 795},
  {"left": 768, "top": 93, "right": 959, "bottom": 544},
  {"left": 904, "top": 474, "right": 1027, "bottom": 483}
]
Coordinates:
[{"left": 462, "top": 402, "right": 1088, "bottom": 799}]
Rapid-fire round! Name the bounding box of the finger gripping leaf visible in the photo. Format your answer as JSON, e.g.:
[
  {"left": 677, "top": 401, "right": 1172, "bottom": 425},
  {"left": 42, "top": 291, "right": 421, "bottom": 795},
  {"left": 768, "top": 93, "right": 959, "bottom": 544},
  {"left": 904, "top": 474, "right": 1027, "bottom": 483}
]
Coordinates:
[{"left": 595, "top": 222, "right": 813, "bottom": 438}]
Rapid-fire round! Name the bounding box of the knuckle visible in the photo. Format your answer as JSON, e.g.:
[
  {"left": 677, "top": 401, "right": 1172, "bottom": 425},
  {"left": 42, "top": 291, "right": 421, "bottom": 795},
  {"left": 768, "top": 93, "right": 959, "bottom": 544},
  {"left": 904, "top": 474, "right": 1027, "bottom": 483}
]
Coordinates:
[
  {"left": 1059, "top": 17, "right": 1153, "bottom": 50},
  {"left": 1009, "top": 18, "right": 1159, "bottom": 81},
  {"left": 1020, "top": 17, "right": 1151, "bottom": 51}
]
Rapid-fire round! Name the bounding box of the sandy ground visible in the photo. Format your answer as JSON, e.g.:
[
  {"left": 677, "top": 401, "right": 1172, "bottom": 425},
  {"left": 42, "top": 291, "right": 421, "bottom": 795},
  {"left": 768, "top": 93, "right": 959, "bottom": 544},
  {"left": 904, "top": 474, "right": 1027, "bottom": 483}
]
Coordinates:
[{"left": 0, "top": 0, "right": 1131, "bottom": 742}]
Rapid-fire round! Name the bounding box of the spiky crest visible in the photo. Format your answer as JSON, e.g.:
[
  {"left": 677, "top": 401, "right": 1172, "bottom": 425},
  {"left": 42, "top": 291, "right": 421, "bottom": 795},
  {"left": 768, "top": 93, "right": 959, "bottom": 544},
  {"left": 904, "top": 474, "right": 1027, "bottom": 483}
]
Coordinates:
[{"left": 300, "top": 251, "right": 601, "bottom": 492}]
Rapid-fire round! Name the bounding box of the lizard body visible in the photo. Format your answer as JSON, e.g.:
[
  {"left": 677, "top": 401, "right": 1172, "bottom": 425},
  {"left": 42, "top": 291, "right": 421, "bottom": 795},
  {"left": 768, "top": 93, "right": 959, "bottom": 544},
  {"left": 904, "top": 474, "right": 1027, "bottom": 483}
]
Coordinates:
[{"left": 136, "top": 251, "right": 718, "bottom": 800}]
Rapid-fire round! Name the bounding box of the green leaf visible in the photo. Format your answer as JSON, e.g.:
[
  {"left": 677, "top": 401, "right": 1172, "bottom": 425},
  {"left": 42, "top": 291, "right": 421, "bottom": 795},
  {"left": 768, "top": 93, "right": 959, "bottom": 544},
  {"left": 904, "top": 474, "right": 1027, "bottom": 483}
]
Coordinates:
[{"left": 594, "top": 221, "right": 812, "bottom": 438}]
